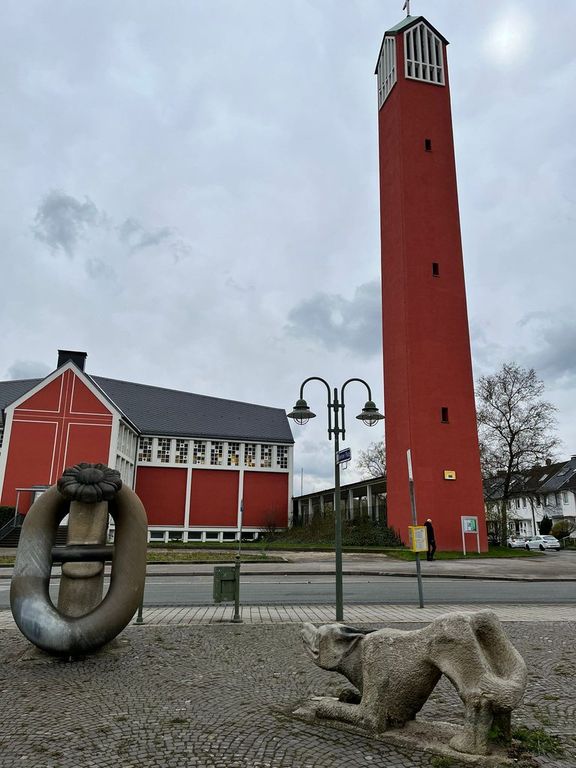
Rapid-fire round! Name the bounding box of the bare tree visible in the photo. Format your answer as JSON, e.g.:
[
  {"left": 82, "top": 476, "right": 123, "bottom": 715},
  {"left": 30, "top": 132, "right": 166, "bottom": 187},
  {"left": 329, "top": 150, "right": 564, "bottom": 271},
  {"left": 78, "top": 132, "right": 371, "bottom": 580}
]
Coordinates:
[
  {"left": 476, "top": 362, "right": 560, "bottom": 545},
  {"left": 356, "top": 440, "right": 386, "bottom": 479}
]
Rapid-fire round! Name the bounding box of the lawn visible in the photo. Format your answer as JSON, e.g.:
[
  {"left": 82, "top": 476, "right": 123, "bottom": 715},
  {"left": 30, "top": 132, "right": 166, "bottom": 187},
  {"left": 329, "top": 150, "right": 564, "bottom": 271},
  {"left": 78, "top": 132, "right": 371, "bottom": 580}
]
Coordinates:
[
  {"left": 0, "top": 550, "right": 284, "bottom": 566},
  {"left": 384, "top": 546, "right": 542, "bottom": 561}
]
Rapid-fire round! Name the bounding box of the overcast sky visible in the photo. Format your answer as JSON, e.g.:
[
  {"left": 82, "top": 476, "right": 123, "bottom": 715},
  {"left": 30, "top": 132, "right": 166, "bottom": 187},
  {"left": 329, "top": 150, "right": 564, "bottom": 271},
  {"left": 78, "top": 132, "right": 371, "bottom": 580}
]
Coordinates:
[{"left": 2, "top": 1, "right": 575, "bottom": 493}]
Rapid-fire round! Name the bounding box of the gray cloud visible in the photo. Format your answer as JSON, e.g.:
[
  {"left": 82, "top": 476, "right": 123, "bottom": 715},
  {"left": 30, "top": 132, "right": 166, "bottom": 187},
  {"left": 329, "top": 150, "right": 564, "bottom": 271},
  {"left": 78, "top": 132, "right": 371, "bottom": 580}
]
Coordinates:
[
  {"left": 32, "top": 191, "right": 191, "bottom": 268},
  {"left": 118, "top": 217, "right": 173, "bottom": 252},
  {"left": 526, "top": 321, "right": 576, "bottom": 385},
  {"left": 5, "top": 360, "right": 51, "bottom": 380},
  {"left": 286, "top": 280, "right": 381, "bottom": 357},
  {"left": 32, "top": 190, "right": 99, "bottom": 257}
]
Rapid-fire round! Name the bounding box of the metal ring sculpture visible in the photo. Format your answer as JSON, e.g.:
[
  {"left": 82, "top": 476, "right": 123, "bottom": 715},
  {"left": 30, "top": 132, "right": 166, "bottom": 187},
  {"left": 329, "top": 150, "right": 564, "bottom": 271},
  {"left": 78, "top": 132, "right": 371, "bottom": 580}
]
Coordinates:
[{"left": 10, "top": 463, "right": 147, "bottom": 656}]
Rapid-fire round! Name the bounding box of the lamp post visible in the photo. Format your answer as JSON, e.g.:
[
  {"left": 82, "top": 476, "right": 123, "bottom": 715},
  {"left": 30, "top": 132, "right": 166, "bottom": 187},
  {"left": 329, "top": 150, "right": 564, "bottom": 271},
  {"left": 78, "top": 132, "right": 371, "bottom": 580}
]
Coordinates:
[{"left": 288, "top": 377, "right": 384, "bottom": 622}]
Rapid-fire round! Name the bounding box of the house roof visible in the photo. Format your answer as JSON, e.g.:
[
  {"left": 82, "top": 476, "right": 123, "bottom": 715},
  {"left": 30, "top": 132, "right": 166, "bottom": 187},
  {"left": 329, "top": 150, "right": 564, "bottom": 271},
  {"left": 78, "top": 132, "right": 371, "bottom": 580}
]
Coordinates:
[
  {"left": 487, "top": 458, "right": 576, "bottom": 499},
  {"left": 0, "top": 374, "right": 294, "bottom": 445}
]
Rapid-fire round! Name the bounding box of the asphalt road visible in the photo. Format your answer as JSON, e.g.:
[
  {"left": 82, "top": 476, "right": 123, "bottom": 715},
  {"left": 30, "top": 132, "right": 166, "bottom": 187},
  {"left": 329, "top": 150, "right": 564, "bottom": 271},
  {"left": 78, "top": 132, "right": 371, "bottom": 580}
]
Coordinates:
[
  {"left": 139, "top": 574, "right": 576, "bottom": 605},
  {"left": 1, "top": 573, "right": 574, "bottom": 607}
]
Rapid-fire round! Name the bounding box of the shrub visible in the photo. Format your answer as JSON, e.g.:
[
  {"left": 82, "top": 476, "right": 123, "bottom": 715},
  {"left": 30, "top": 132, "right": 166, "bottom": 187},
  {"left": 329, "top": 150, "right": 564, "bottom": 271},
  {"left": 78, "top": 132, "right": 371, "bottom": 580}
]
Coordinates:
[
  {"left": 538, "top": 514, "right": 553, "bottom": 534},
  {"left": 551, "top": 519, "right": 576, "bottom": 541},
  {"left": 263, "top": 511, "right": 403, "bottom": 548}
]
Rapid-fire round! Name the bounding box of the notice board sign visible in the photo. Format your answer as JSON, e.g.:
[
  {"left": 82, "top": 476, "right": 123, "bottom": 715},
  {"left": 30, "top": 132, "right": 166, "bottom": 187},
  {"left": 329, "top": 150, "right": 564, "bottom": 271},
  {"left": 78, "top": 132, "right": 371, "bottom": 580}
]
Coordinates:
[
  {"left": 408, "top": 525, "right": 428, "bottom": 553},
  {"left": 461, "top": 516, "right": 480, "bottom": 555}
]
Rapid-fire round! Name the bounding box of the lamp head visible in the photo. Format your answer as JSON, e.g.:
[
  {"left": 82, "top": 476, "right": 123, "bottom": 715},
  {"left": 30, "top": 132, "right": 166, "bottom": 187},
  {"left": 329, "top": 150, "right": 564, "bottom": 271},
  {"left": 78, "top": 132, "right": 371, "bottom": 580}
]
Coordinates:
[
  {"left": 287, "top": 398, "right": 316, "bottom": 426},
  {"left": 356, "top": 400, "right": 385, "bottom": 427}
]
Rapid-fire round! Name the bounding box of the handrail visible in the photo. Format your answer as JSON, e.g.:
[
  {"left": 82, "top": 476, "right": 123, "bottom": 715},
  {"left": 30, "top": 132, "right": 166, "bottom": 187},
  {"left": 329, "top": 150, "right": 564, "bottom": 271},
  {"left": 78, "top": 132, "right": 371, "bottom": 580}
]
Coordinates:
[{"left": 0, "top": 513, "right": 24, "bottom": 541}]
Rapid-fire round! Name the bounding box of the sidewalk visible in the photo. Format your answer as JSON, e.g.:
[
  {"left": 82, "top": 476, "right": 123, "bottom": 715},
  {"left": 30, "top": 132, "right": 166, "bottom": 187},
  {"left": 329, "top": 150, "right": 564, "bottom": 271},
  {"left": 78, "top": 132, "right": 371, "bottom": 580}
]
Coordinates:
[
  {"left": 2, "top": 548, "right": 575, "bottom": 580},
  {"left": 1, "top": 601, "right": 575, "bottom": 631}
]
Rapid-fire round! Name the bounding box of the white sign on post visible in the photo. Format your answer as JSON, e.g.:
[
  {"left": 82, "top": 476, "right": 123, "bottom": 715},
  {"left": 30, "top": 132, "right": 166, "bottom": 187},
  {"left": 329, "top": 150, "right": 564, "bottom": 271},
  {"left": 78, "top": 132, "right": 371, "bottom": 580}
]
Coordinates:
[{"left": 461, "top": 515, "right": 480, "bottom": 555}]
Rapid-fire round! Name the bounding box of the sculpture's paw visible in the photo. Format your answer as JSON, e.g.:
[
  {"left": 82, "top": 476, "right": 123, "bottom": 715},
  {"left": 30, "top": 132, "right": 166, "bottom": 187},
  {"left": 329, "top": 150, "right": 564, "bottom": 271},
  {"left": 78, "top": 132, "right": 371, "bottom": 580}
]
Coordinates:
[{"left": 449, "top": 730, "right": 490, "bottom": 756}]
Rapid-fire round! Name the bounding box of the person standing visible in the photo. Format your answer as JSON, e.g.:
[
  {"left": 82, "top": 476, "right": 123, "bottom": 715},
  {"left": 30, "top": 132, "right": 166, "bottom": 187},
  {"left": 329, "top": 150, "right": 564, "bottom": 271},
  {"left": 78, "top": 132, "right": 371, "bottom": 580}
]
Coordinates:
[{"left": 425, "top": 518, "right": 436, "bottom": 561}]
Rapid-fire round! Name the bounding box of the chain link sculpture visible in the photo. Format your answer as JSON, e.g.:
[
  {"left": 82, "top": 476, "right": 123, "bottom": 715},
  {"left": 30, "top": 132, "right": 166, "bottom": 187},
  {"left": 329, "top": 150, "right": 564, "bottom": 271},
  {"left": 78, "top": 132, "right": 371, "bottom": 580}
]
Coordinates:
[{"left": 10, "top": 463, "right": 147, "bottom": 656}]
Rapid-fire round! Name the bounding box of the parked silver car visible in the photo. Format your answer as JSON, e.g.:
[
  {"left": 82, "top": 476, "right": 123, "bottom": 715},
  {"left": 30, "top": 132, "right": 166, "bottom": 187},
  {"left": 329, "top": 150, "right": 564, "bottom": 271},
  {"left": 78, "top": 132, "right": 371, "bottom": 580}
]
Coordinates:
[{"left": 525, "top": 534, "right": 560, "bottom": 552}]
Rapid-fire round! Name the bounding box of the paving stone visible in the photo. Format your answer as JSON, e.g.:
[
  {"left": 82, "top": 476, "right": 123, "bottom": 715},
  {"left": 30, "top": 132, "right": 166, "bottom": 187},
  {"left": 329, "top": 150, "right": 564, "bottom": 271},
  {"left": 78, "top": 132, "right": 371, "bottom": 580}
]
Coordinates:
[{"left": 0, "top": 621, "right": 574, "bottom": 767}]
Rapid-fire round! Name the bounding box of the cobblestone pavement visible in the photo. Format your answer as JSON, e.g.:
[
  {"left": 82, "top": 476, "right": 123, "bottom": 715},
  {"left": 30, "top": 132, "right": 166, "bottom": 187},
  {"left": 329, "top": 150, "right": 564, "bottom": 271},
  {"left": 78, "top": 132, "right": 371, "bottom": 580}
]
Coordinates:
[{"left": 0, "top": 621, "right": 574, "bottom": 768}]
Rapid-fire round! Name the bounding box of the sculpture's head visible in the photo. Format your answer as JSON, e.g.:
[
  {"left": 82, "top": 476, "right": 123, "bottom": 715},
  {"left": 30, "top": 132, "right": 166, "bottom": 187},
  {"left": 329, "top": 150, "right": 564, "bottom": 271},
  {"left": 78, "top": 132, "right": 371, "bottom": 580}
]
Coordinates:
[{"left": 301, "top": 622, "right": 369, "bottom": 671}]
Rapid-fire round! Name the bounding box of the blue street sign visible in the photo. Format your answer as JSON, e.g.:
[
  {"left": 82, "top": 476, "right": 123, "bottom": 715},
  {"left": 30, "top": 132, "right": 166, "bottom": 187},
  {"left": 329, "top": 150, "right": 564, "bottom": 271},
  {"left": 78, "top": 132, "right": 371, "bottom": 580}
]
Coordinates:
[{"left": 337, "top": 448, "right": 352, "bottom": 465}]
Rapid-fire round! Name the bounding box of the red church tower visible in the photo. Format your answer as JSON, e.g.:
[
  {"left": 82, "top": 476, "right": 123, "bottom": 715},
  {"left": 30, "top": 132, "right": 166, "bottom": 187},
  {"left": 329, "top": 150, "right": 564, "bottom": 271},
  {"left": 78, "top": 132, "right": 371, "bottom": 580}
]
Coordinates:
[{"left": 375, "top": 13, "right": 487, "bottom": 551}]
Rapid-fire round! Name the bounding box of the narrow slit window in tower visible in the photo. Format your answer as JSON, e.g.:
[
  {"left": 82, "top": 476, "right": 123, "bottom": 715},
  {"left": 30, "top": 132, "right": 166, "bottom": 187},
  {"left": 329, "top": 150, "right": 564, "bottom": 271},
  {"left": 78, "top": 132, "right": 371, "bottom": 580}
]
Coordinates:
[
  {"left": 441, "top": 407, "right": 449, "bottom": 423},
  {"left": 432, "top": 262, "right": 440, "bottom": 276},
  {"left": 425, "top": 138, "right": 432, "bottom": 151}
]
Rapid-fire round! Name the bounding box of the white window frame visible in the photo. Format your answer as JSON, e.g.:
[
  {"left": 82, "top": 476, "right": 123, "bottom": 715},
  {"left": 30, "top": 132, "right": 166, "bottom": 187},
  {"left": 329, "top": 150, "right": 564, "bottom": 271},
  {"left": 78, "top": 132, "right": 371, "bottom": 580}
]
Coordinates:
[
  {"left": 377, "top": 36, "right": 397, "bottom": 108},
  {"left": 404, "top": 22, "right": 445, "bottom": 86}
]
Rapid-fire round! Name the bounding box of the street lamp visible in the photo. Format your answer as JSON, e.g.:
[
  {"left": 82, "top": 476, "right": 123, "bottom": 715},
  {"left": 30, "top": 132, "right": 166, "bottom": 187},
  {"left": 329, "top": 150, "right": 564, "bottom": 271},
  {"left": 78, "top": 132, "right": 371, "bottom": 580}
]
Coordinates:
[{"left": 287, "top": 377, "right": 384, "bottom": 621}]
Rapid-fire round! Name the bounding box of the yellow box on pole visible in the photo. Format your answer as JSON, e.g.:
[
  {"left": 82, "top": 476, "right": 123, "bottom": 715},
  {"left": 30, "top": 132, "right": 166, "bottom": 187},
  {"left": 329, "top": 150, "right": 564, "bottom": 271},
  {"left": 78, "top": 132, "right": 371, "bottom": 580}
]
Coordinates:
[{"left": 408, "top": 525, "right": 428, "bottom": 553}]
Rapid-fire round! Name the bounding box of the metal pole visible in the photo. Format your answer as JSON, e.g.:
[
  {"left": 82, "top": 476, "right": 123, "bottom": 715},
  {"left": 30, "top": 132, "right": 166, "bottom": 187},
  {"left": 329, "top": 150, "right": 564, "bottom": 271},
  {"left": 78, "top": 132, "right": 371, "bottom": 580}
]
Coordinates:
[
  {"left": 134, "top": 599, "right": 144, "bottom": 625},
  {"left": 407, "top": 449, "right": 424, "bottom": 608},
  {"left": 333, "top": 389, "right": 343, "bottom": 622},
  {"left": 233, "top": 499, "right": 243, "bottom": 623}
]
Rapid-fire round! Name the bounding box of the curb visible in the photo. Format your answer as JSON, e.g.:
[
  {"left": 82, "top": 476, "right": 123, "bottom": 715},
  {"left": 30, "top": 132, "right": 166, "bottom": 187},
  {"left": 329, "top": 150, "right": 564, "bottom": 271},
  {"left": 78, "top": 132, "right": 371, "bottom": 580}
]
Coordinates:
[{"left": 1, "top": 568, "right": 574, "bottom": 582}]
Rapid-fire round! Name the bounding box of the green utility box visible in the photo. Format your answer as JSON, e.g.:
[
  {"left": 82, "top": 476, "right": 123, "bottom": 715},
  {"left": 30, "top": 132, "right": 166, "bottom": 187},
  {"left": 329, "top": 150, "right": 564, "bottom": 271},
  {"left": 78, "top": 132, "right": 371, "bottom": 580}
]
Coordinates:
[{"left": 213, "top": 565, "right": 237, "bottom": 603}]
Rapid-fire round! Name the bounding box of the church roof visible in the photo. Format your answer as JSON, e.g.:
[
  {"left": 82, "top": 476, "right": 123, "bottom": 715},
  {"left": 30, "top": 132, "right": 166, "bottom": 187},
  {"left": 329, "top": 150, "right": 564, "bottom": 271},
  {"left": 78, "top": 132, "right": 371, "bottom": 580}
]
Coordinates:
[{"left": 0, "top": 373, "right": 293, "bottom": 445}]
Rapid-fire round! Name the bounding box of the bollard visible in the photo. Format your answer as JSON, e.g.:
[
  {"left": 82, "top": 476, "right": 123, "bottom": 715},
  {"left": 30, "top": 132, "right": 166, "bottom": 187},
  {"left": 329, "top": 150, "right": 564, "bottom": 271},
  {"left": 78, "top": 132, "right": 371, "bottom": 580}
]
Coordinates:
[
  {"left": 134, "top": 599, "right": 144, "bottom": 625},
  {"left": 232, "top": 554, "right": 242, "bottom": 623}
]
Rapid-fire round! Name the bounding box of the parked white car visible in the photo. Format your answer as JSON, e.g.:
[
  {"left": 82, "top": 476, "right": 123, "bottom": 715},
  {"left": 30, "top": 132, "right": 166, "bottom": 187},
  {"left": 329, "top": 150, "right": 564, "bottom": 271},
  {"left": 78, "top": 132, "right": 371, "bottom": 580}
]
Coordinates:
[
  {"left": 525, "top": 535, "right": 560, "bottom": 552},
  {"left": 507, "top": 536, "right": 527, "bottom": 549}
]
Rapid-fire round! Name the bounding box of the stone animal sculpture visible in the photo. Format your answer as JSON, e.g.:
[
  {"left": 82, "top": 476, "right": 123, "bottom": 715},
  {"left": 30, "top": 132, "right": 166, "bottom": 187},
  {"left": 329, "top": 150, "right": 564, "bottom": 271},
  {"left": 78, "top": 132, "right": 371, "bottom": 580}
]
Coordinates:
[
  {"left": 301, "top": 610, "right": 527, "bottom": 756},
  {"left": 10, "top": 463, "right": 147, "bottom": 656}
]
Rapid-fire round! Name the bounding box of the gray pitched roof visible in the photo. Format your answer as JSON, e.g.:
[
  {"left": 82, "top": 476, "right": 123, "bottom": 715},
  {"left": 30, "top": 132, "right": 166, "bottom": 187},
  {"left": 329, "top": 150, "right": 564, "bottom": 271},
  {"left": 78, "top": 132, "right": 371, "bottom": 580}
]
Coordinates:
[
  {"left": 487, "top": 458, "right": 576, "bottom": 499},
  {"left": 0, "top": 374, "right": 293, "bottom": 444},
  {"left": 0, "top": 378, "right": 41, "bottom": 413}
]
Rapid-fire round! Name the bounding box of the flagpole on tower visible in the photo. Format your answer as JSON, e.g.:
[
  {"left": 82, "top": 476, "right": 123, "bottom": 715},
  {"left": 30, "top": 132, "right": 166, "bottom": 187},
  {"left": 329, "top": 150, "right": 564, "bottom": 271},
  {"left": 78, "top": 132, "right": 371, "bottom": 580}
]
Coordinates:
[{"left": 403, "top": 1, "right": 411, "bottom": 16}]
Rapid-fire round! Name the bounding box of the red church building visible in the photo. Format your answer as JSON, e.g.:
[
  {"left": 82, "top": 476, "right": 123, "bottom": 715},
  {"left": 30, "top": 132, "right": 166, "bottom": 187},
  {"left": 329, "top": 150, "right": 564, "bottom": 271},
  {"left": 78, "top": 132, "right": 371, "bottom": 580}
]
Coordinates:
[
  {"left": 375, "top": 14, "right": 487, "bottom": 551},
  {"left": 0, "top": 350, "right": 293, "bottom": 542}
]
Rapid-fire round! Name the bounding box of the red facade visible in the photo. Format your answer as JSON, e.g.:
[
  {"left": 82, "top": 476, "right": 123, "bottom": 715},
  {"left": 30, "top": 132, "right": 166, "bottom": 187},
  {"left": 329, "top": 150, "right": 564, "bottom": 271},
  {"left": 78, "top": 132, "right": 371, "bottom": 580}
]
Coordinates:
[
  {"left": 243, "top": 472, "right": 289, "bottom": 528},
  {"left": 377, "top": 20, "right": 487, "bottom": 551},
  {"left": 1, "top": 369, "right": 112, "bottom": 509},
  {"left": 135, "top": 467, "right": 187, "bottom": 526},
  {"left": 190, "top": 469, "right": 239, "bottom": 527}
]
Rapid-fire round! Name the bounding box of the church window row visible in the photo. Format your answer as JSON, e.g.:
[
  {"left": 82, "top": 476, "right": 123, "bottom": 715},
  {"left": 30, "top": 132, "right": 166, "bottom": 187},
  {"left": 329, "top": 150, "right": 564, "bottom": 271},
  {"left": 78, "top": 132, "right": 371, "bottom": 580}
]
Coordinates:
[
  {"left": 404, "top": 23, "right": 444, "bottom": 85},
  {"left": 277, "top": 445, "right": 289, "bottom": 469},
  {"left": 139, "top": 436, "right": 152, "bottom": 462},
  {"left": 193, "top": 441, "right": 206, "bottom": 465},
  {"left": 377, "top": 36, "right": 397, "bottom": 108},
  {"left": 115, "top": 455, "right": 134, "bottom": 485},
  {"left": 117, "top": 422, "right": 138, "bottom": 459},
  {"left": 175, "top": 439, "right": 189, "bottom": 464},
  {"left": 210, "top": 441, "right": 224, "bottom": 466},
  {"left": 227, "top": 442, "right": 240, "bottom": 466},
  {"left": 137, "top": 437, "right": 289, "bottom": 470},
  {"left": 245, "top": 443, "right": 256, "bottom": 467},
  {"left": 157, "top": 438, "right": 171, "bottom": 463}
]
